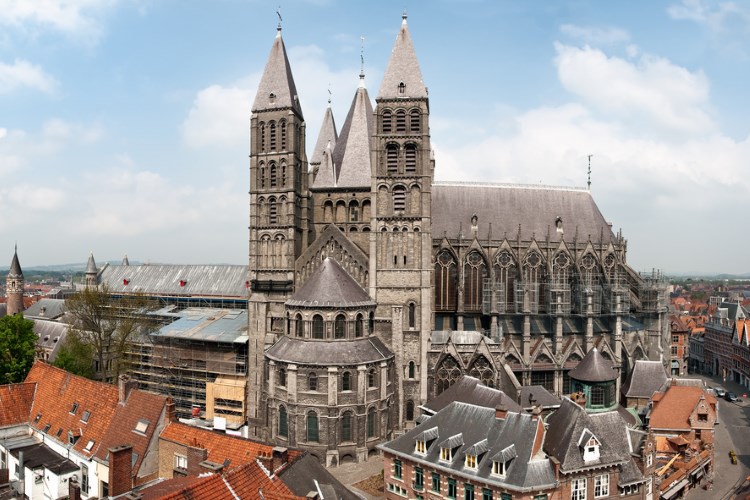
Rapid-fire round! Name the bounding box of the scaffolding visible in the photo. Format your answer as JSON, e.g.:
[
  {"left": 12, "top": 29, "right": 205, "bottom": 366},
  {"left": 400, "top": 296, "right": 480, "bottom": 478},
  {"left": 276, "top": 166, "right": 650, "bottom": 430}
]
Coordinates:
[
  {"left": 639, "top": 269, "right": 668, "bottom": 312},
  {"left": 573, "top": 283, "right": 603, "bottom": 315},
  {"left": 546, "top": 279, "right": 572, "bottom": 315},
  {"left": 482, "top": 278, "right": 508, "bottom": 314},
  {"left": 604, "top": 272, "right": 631, "bottom": 315},
  {"left": 515, "top": 281, "right": 541, "bottom": 314}
]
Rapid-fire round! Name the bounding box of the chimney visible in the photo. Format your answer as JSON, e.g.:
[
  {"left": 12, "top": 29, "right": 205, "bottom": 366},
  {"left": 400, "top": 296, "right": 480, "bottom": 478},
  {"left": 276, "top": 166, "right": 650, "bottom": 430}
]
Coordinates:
[
  {"left": 495, "top": 404, "right": 508, "bottom": 420},
  {"left": 257, "top": 451, "right": 273, "bottom": 474},
  {"left": 199, "top": 460, "right": 224, "bottom": 474},
  {"left": 187, "top": 445, "right": 208, "bottom": 476},
  {"left": 108, "top": 444, "right": 133, "bottom": 497},
  {"left": 550, "top": 456, "right": 561, "bottom": 480},
  {"left": 68, "top": 476, "right": 81, "bottom": 500},
  {"left": 165, "top": 398, "right": 177, "bottom": 422},
  {"left": 118, "top": 375, "right": 138, "bottom": 404},
  {"left": 272, "top": 446, "right": 289, "bottom": 472}
]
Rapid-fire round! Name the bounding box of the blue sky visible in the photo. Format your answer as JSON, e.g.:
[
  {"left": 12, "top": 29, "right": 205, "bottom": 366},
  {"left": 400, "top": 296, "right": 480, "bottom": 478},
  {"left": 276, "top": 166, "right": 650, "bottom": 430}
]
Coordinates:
[{"left": 1, "top": 0, "right": 749, "bottom": 274}]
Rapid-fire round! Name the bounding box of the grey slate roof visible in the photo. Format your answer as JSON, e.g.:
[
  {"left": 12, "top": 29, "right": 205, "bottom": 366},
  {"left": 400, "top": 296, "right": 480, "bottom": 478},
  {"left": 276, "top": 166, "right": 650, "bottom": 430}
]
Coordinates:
[
  {"left": 621, "top": 360, "right": 668, "bottom": 399},
  {"left": 152, "top": 308, "right": 248, "bottom": 344},
  {"left": 277, "top": 453, "right": 359, "bottom": 500},
  {"left": 331, "top": 80, "right": 375, "bottom": 188},
  {"left": 34, "top": 320, "right": 68, "bottom": 362},
  {"left": 423, "top": 375, "right": 522, "bottom": 414},
  {"left": 99, "top": 264, "right": 249, "bottom": 298},
  {"left": 378, "top": 16, "right": 428, "bottom": 100},
  {"left": 252, "top": 30, "right": 303, "bottom": 118},
  {"left": 23, "top": 298, "right": 65, "bottom": 320},
  {"left": 9, "top": 247, "right": 22, "bottom": 278},
  {"left": 310, "top": 105, "right": 337, "bottom": 167},
  {"left": 432, "top": 183, "right": 614, "bottom": 244},
  {"left": 568, "top": 347, "right": 617, "bottom": 383},
  {"left": 718, "top": 301, "right": 747, "bottom": 320},
  {"left": 379, "top": 402, "right": 556, "bottom": 491},
  {"left": 520, "top": 385, "right": 561, "bottom": 409},
  {"left": 544, "top": 398, "right": 645, "bottom": 485},
  {"left": 266, "top": 335, "right": 393, "bottom": 365},
  {"left": 85, "top": 252, "right": 97, "bottom": 274},
  {"left": 286, "top": 257, "right": 374, "bottom": 308}
]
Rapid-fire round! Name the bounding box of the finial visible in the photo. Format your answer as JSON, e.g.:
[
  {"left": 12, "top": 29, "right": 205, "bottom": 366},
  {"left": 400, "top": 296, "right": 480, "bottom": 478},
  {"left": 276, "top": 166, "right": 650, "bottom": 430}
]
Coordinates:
[
  {"left": 359, "top": 35, "right": 365, "bottom": 80},
  {"left": 276, "top": 6, "right": 282, "bottom": 33},
  {"left": 327, "top": 85, "right": 331, "bottom": 106},
  {"left": 587, "top": 154, "right": 592, "bottom": 190},
  {"left": 402, "top": 10, "right": 408, "bottom": 24}
]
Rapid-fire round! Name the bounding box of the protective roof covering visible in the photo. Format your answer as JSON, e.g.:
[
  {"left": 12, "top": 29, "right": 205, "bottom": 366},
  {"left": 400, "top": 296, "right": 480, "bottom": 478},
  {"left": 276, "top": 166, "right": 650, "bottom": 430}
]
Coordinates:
[
  {"left": 152, "top": 308, "right": 248, "bottom": 344},
  {"left": 648, "top": 385, "right": 717, "bottom": 431},
  {"left": 432, "top": 182, "right": 614, "bottom": 244},
  {"left": 423, "top": 375, "right": 522, "bottom": 414},
  {"left": 621, "top": 360, "right": 669, "bottom": 398},
  {"left": 568, "top": 347, "right": 617, "bottom": 383},
  {"left": 266, "top": 335, "right": 393, "bottom": 365},
  {"left": 277, "top": 453, "right": 360, "bottom": 500},
  {"left": 9, "top": 442, "right": 79, "bottom": 474},
  {"left": 99, "top": 264, "right": 249, "bottom": 298},
  {"left": 378, "top": 15, "right": 428, "bottom": 100},
  {"left": 379, "top": 402, "right": 556, "bottom": 490},
  {"left": 252, "top": 29, "right": 303, "bottom": 118},
  {"left": 497, "top": 316, "right": 612, "bottom": 336},
  {"left": 9, "top": 245, "right": 23, "bottom": 277},
  {"left": 286, "top": 257, "right": 374, "bottom": 308},
  {"left": 430, "top": 330, "right": 499, "bottom": 345}
]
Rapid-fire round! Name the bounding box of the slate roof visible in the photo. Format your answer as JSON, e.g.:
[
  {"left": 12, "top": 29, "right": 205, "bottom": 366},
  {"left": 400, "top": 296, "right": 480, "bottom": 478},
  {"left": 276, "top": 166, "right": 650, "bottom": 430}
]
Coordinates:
[
  {"left": 278, "top": 453, "right": 359, "bottom": 500},
  {"left": 520, "top": 385, "right": 561, "bottom": 409},
  {"left": 99, "top": 263, "right": 249, "bottom": 298},
  {"left": 423, "top": 376, "right": 522, "bottom": 414},
  {"left": 85, "top": 252, "right": 97, "bottom": 274},
  {"left": 495, "top": 316, "right": 612, "bottom": 336},
  {"left": 266, "top": 335, "right": 393, "bottom": 365},
  {"left": 286, "top": 257, "right": 374, "bottom": 308},
  {"left": 34, "top": 320, "right": 68, "bottom": 361},
  {"left": 621, "top": 360, "right": 668, "bottom": 399},
  {"left": 151, "top": 308, "right": 248, "bottom": 344},
  {"left": 718, "top": 301, "right": 747, "bottom": 321},
  {"left": 9, "top": 247, "right": 22, "bottom": 277},
  {"left": 310, "top": 105, "right": 338, "bottom": 166},
  {"left": 330, "top": 79, "right": 375, "bottom": 188},
  {"left": 379, "top": 402, "right": 556, "bottom": 491},
  {"left": 568, "top": 347, "right": 617, "bottom": 383},
  {"left": 544, "top": 398, "right": 644, "bottom": 483},
  {"left": 0, "top": 383, "right": 35, "bottom": 428},
  {"left": 378, "top": 15, "right": 428, "bottom": 100},
  {"left": 432, "top": 183, "right": 614, "bottom": 244},
  {"left": 648, "top": 385, "right": 716, "bottom": 431},
  {"left": 252, "top": 29, "right": 303, "bottom": 118},
  {"left": 23, "top": 298, "right": 65, "bottom": 320}
]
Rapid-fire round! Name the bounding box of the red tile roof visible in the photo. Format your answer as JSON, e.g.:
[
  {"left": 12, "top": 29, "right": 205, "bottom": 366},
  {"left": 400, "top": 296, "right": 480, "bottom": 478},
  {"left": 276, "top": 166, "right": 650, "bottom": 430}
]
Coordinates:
[
  {"left": 0, "top": 382, "right": 35, "bottom": 427},
  {"left": 649, "top": 385, "right": 716, "bottom": 431}
]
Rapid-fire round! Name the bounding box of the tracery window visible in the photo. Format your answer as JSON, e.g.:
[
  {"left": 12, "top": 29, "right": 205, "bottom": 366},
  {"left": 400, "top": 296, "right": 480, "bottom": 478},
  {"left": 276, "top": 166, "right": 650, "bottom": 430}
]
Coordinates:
[
  {"left": 468, "top": 355, "right": 494, "bottom": 387},
  {"left": 464, "top": 251, "right": 486, "bottom": 312},
  {"left": 492, "top": 251, "right": 516, "bottom": 313},
  {"left": 436, "top": 355, "right": 462, "bottom": 395},
  {"left": 517, "top": 251, "right": 544, "bottom": 313},
  {"left": 435, "top": 251, "right": 458, "bottom": 311}
]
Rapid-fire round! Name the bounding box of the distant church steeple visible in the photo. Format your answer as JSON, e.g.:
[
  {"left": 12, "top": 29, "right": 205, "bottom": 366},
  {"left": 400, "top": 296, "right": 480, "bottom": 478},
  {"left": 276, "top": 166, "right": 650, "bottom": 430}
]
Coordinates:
[
  {"left": 6, "top": 245, "right": 25, "bottom": 315},
  {"left": 85, "top": 252, "right": 98, "bottom": 287}
]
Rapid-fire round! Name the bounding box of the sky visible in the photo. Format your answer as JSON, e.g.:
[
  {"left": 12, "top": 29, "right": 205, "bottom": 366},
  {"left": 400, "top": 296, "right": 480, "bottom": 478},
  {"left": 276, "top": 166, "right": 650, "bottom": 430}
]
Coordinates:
[{"left": 1, "top": 0, "right": 749, "bottom": 275}]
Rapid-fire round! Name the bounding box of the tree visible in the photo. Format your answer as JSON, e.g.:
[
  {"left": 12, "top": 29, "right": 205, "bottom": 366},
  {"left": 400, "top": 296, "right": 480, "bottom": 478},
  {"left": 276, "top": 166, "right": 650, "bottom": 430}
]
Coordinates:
[
  {"left": 53, "top": 331, "right": 94, "bottom": 378},
  {"left": 0, "top": 314, "right": 37, "bottom": 384},
  {"left": 64, "top": 285, "right": 158, "bottom": 382}
]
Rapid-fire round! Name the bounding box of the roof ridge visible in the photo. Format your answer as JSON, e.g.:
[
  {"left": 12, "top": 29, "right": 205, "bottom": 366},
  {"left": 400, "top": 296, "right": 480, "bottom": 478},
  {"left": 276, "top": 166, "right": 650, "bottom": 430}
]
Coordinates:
[{"left": 434, "top": 180, "right": 589, "bottom": 192}]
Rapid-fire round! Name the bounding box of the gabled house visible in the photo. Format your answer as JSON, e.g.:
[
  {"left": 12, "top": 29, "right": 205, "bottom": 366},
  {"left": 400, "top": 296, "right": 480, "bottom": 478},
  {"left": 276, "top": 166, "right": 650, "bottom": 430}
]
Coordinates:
[{"left": 621, "top": 360, "right": 669, "bottom": 412}]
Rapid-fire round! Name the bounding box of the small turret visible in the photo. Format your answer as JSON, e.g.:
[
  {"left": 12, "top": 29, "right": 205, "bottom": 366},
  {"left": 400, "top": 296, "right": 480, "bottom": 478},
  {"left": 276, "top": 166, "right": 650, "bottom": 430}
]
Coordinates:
[
  {"left": 6, "top": 245, "right": 25, "bottom": 315},
  {"left": 85, "top": 252, "right": 98, "bottom": 287}
]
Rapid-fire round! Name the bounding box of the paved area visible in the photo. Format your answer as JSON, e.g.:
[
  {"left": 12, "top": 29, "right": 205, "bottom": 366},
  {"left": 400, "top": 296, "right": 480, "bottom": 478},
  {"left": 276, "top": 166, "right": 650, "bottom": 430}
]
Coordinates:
[{"left": 327, "top": 456, "right": 384, "bottom": 500}]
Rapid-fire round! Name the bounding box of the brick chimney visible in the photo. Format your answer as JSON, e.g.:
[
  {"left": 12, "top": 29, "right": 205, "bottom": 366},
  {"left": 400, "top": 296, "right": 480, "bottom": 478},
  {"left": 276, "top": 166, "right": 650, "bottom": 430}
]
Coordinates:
[
  {"left": 495, "top": 404, "right": 508, "bottom": 420},
  {"left": 165, "top": 398, "right": 177, "bottom": 422},
  {"left": 257, "top": 451, "right": 273, "bottom": 473},
  {"left": 118, "top": 375, "right": 138, "bottom": 404},
  {"left": 187, "top": 445, "right": 208, "bottom": 476},
  {"left": 272, "top": 446, "right": 289, "bottom": 472},
  {"left": 68, "top": 476, "right": 81, "bottom": 500},
  {"left": 108, "top": 444, "right": 133, "bottom": 497}
]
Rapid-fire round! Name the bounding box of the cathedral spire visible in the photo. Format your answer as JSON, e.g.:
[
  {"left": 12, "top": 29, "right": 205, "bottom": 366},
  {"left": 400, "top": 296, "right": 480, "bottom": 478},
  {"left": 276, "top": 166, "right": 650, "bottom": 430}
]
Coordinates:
[
  {"left": 9, "top": 244, "right": 23, "bottom": 279},
  {"left": 310, "top": 104, "right": 338, "bottom": 189},
  {"left": 377, "top": 14, "right": 427, "bottom": 100},
  {"left": 332, "top": 77, "right": 374, "bottom": 188},
  {"left": 252, "top": 26, "right": 303, "bottom": 118}
]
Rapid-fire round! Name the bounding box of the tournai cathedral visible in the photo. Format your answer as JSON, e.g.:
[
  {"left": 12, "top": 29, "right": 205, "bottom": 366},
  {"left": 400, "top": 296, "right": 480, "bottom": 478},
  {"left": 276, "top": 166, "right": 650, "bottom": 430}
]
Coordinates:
[{"left": 246, "top": 15, "right": 669, "bottom": 465}]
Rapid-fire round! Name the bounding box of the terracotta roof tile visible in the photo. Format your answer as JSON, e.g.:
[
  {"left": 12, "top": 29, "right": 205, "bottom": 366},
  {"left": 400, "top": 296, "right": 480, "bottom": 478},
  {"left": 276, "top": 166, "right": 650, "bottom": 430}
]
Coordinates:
[
  {"left": 0, "top": 382, "right": 35, "bottom": 427},
  {"left": 649, "top": 385, "right": 716, "bottom": 430}
]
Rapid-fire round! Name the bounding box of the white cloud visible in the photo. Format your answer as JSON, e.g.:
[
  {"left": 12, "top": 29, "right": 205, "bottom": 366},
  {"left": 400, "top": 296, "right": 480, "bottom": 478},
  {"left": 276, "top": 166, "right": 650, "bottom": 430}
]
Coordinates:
[
  {"left": 668, "top": 0, "right": 750, "bottom": 31},
  {"left": 553, "top": 43, "right": 714, "bottom": 135},
  {"left": 0, "top": 0, "right": 118, "bottom": 40},
  {"left": 560, "top": 24, "right": 631, "bottom": 45},
  {"left": 42, "top": 118, "right": 102, "bottom": 142},
  {"left": 182, "top": 84, "right": 255, "bottom": 149},
  {"left": 3, "top": 184, "right": 65, "bottom": 210},
  {"left": 0, "top": 58, "right": 58, "bottom": 94}
]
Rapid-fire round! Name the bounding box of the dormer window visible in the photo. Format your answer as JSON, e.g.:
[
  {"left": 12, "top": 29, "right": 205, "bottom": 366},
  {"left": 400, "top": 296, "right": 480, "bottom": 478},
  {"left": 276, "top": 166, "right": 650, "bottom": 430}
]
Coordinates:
[
  {"left": 70, "top": 403, "right": 79, "bottom": 414},
  {"left": 84, "top": 440, "right": 95, "bottom": 452},
  {"left": 398, "top": 81, "right": 405, "bottom": 94},
  {"left": 492, "top": 460, "right": 507, "bottom": 477},
  {"left": 440, "top": 447, "right": 452, "bottom": 462},
  {"left": 579, "top": 429, "right": 600, "bottom": 462},
  {"left": 465, "top": 453, "right": 477, "bottom": 469},
  {"left": 415, "top": 439, "right": 426, "bottom": 455},
  {"left": 490, "top": 444, "right": 516, "bottom": 477},
  {"left": 438, "top": 433, "right": 463, "bottom": 463},
  {"left": 415, "top": 427, "right": 438, "bottom": 456}
]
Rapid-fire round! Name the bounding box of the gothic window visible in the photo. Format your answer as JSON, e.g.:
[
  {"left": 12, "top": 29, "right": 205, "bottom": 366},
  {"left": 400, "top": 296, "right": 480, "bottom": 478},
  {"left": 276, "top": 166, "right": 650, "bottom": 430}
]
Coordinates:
[
  {"left": 312, "top": 315, "right": 324, "bottom": 339},
  {"left": 260, "top": 122, "right": 266, "bottom": 152},
  {"left": 367, "top": 407, "right": 376, "bottom": 437},
  {"left": 465, "top": 251, "right": 486, "bottom": 312},
  {"left": 269, "top": 197, "right": 277, "bottom": 224},
  {"left": 307, "top": 411, "right": 319, "bottom": 442},
  {"left": 280, "top": 120, "right": 287, "bottom": 151},
  {"left": 334, "top": 314, "right": 346, "bottom": 339},
  {"left": 259, "top": 163, "right": 266, "bottom": 189},
  {"left": 518, "top": 251, "right": 544, "bottom": 314},
  {"left": 493, "top": 250, "right": 516, "bottom": 313},
  {"left": 368, "top": 368, "right": 377, "bottom": 388},
  {"left": 406, "top": 400, "right": 415, "bottom": 421},
  {"left": 278, "top": 406, "right": 288, "bottom": 437},
  {"left": 435, "top": 250, "right": 458, "bottom": 311},
  {"left": 408, "top": 361, "right": 416, "bottom": 379},
  {"left": 355, "top": 314, "right": 364, "bottom": 337},
  {"left": 530, "top": 371, "right": 555, "bottom": 392},
  {"left": 386, "top": 144, "right": 399, "bottom": 173},
  {"left": 405, "top": 144, "right": 417, "bottom": 173},
  {"left": 382, "top": 110, "right": 393, "bottom": 133},
  {"left": 341, "top": 411, "right": 353, "bottom": 441},
  {"left": 468, "top": 355, "right": 494, "bottom": 387},
  {"left": 436, "top": 355, "right": 462, "bottom": 395},
  {"left": 308, "top": 372, "right": 318, "bottom": 391},
  {"left": 410, "top": 109, "right": 420, "bottom": 132},
  {"left": 281, "top": 163, "right": 286, "bottom": 187},
  {"left": 269, "top": 121, "right": 277, "bottom": 151},
  {"left": 393, "top": 186, "right": 406, "bottom": 212},
  {"left": 342, "top": 371, "right": 352, "bottom": 391},
  {"left": 580, "top": 252, "right": 598, "bottom": 285},
  {"left": 408, "top": 303, "right": 416, "bottom": 328},
  {"left": 270, "top": 164, "right": 277, "bottom": 188},
  {"left": 349, "top": 201, "right": 359, "bottom": 222},
  {"left": 295, "top": 313, "right": 303, "bottom": 337},
  {"left": 396, "top": 109, "right": 406, "bottom": 132}
]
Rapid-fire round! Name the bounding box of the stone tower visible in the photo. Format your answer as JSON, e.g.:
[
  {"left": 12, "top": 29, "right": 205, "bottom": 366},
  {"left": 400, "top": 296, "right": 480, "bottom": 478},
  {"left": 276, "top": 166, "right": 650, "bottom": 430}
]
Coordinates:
[
  {"left": 248, "top": 24, "right": 309, "bottom": 434},
  {"left": 85, "top": 252, "right": 98, "bottom": 287},
  {"left": 6, "top": 245, "right": 24, "bottom": 316},
  {"left": 370, "top": 13, "right": 434, "bottom": 421}
]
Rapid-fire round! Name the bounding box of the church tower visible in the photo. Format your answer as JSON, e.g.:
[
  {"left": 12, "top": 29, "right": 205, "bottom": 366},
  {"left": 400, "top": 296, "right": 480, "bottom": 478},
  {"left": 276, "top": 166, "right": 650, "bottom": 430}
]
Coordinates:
[
  {"left": 370, "top": 14, "right": 434, "bottom": 422},
  {"left": 248, "top": 24, "right": 309, "bottom": 434},
  {"left": 85, "top": 252, "right": 98, "bottom": 287},
  {"left": 6, "top": 245, "right": 24, "bottom": 316}
]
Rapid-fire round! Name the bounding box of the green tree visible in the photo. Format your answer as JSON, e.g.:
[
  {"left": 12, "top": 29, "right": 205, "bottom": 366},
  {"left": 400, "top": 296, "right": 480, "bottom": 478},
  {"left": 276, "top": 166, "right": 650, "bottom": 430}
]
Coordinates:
[
  {"left": 0, "top": 314, "right": 37, "bottom": 384},
  {"left": 53, "top": 331, "right": 94, "bottom": 378}
]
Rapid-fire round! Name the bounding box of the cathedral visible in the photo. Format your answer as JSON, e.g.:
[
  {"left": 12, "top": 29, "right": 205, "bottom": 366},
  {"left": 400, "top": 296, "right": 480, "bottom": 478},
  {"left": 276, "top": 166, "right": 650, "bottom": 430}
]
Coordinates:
[{"left": 249, "top": 14, "right": 669, "bottom": 466}]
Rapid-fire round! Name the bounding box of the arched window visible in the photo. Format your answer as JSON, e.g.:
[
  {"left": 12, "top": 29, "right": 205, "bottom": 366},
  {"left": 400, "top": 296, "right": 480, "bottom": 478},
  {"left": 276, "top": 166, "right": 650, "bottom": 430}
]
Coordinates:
[
  {"left": 408, "top": 361, "right": 416, "bottom": 379},
  {"left": 436, "top": 355, "right": 462, "bottom": 395},
  {"left": 342, "top": 371, "right": 352, "bottom": 391},
  {"left": 342, "top": 411, "right": 353, "bottom": 442},
  {"left": 269, "top": 197, "right": 277, "bottom": 224},
  {"left": 408, "top": 303, "right": 416, "bottom": 328},
  {"left": 465, "top": 251, "right": 487, "bottom": 312},
  {"left": 404, "top": 144, "right": 417, "bottom": 173},
  {"left": 386, "top": 144, "right": 399, "bottom": 173},
  {"left": 259, "top": 163, "right": 266, "bottom": 189},
  {"left": 349, "top": 200, "right": 359, "bottom": 222},
  {"left": 355, "top": 314, "right": 364, "bottom": 337},
  {"left": 410, "top": 109, "right": 420, "bottom": 132},
  {"left": 269, "top": 121, "right": 277, "bottom": 151},
  {"left": 406, "top": 400, "right": 415, "bottom": 421},
  {"left": 367, "top": 407, "right": 376, "bottom": 437},
  {"left": 393, "top": 185, "right": 406, "bottom": 212},
  {"left": 367, "top": 368, "right": 377, "bottom": 388},
  {"left": 382, "top": 110, "right": 392, "bottom": 133},
  {"left": 396, "top": 109, "right": 406, "bottom": 132},
  {"left": 369, "top": 312, "right": 374, "bottom": 334},
  {"left": 493, "top": 251, "right": 517, "bottom": 314},
  {"left": 270, "top": 164, "right": 277, "bottom": 188},
  {"left": 435, "top": 251, "right": 458, "bottom": 311},
  {"left": 260, "top": 122, "right": 266, "bottom": 152},
  {"left": 278, "top": 368, "right": 286, "bottom": 387},
  {"left": 468, "top": 355, "right": 495, "bottom": 388},
  {"left": 334, "top": 314, "right": 346, "bottom": 339},
  {"left": 281, "top": 163, "right": 286, "bottom": 187},
  {"left": 279, "top": 406, "right": 288, "bottom": 437},
  {"left": 280, "top": 120, "right": 287, "bottom": 151},
  {"left": 308, "top": 372, "right": 318, "bottom": 391},
  {"left": 295, "top": 313, "right": 303, "bottom": 337},
  {"left": 307, "top": 411, "right": 319, "bottom": 442},
  {"left": 312, "top": 315, "right": 324, "bottom": 339}
]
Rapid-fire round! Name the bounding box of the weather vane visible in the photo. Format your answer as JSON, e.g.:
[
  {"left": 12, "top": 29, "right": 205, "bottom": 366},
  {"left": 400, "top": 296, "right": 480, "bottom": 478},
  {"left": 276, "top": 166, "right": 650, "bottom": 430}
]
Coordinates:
[
  {"left": 360, "top": 35, "right": 365, "bottom": 77},
  {"left": 587, "top": 154, "right": 593, "bottom": 190},
  {"left": 276, "top": 6, "right": 282, "bottom": 30}
]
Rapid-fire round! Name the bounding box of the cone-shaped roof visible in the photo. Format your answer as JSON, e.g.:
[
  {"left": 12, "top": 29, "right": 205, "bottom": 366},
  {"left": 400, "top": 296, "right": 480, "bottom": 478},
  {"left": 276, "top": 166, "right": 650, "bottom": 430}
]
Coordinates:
[
  {"left": 312, "top": 142, "right": 336, "bottom": 189},
  {"left": 122, "top": 254, "right": 130, "bottom": 266},
  {"left": 568, "top": 347, "right": 617, "bottom": 383},
  {"left": 86, "top": 252, "right": 98, "bottom": 274},
  {"left": 286, "top": 257, "right": 374, "bottom": 308},
  {"left": 252, "top": 28, "right": 303, "bottom": 118},
  {"left": 9, "top": 246, "right": 23, "bottom": 278},
  {"left": 310, "top": 105, "right": 338, "bottom": 166},
  {"left": 377, "top": 14, "right": 427, "bottom": 100},
  {"left": 332, "top": 77, "right": 374, "bottom": 188}
]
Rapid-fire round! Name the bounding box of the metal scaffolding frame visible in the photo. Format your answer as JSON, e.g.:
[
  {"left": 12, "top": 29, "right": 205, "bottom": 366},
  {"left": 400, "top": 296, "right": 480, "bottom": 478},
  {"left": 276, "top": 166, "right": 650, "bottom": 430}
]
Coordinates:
[
  {"left": 604, "top": 272, "right": 631, "bottom": 314},
  {"left": 515, "top": 281, "right": 541, "bottom": 314},
  {"left": 639, "top": 269, "right": 668, "bottom": 312},
  {"left": 573, "top": 283, "right": 603, "bottom": 315}
]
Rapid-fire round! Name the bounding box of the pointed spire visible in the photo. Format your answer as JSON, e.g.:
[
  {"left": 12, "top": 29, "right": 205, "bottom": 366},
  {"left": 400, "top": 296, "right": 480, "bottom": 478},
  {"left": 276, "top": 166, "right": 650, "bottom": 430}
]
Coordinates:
[
  {"left": 252, "top": 27, "right": 303, "bottom": 118},
  {"left": 86, "top": 252, "right": 98, "bottom": 274},
  {"left": 310, "top": 104, "right": 338, "bottom": 169},
  {"left": 332, "top": 80, "right": 375, "bottom": 188},
  {"left": 378, "top": 14, "right": 427, "bottom": 99},
  {"left": 9, "top": 245, "right": 23, "bottom": 278},
  {"left": 122, "top": 254, "right": 130, "bottom": 266}
]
